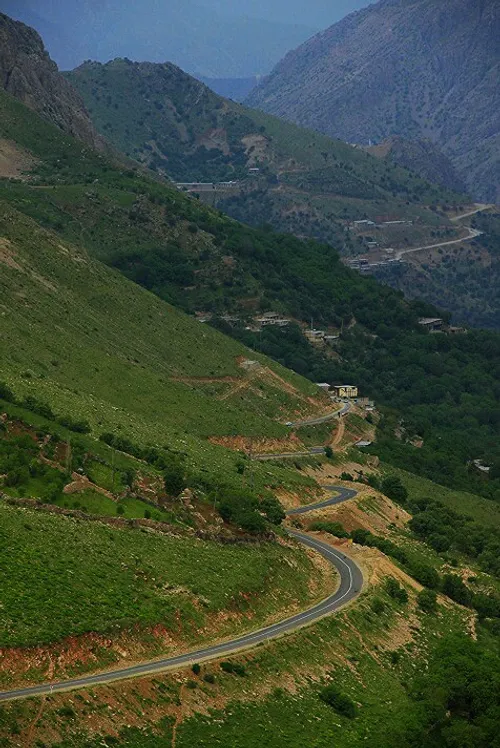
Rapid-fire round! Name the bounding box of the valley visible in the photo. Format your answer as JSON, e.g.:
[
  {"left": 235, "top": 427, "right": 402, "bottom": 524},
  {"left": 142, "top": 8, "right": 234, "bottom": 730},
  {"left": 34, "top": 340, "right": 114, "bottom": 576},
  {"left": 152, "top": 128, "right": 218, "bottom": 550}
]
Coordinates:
[{"left": 0, "top": 8, "right": 499, "bottom": 747}]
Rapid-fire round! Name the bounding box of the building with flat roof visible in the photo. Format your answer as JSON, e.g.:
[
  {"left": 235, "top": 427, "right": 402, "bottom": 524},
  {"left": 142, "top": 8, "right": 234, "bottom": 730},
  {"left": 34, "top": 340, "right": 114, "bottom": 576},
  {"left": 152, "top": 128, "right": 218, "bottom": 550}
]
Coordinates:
[
  {"left": 418, "top": 317, "right": 444, "bottom": 332},
  {"left": 332, "top": 385, "right": 358, "bottom": 399}
]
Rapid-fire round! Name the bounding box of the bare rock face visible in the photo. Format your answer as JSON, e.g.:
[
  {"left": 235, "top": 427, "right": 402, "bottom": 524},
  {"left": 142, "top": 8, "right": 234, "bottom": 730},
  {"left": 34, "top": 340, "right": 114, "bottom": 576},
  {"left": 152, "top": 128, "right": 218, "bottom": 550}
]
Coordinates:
[
  {"left": 0, "top": 13, "right": 105, "bottom": 151},
  {"left": 248, "top": 0, "right": 499, "bottom": 203}
]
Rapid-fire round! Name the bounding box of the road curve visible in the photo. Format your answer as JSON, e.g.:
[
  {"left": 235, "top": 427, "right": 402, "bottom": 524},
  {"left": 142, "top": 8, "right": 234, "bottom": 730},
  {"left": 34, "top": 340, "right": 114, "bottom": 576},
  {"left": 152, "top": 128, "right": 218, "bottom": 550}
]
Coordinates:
[
  {"left": 395, "top": 226, "right": 483, "bottom": 260},
  {"left": 0, "top": 487, "right": 362, "bottom": 703},
  {"left": 290, "top": 401, "right": 351, "bottom": 428},
  {"left": 288, "top": 485, "right": 358, "bottom": 515}
]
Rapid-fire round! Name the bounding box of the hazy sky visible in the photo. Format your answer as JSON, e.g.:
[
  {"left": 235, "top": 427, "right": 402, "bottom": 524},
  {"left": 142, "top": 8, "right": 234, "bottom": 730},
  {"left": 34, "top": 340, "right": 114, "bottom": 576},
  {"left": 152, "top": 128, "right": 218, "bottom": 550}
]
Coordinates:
[
  {"left": 201, "top": 1, "right": 373, "bottom": 27},
  {"left": 1, "top": 0, "right": 374, "bottom": 76}
]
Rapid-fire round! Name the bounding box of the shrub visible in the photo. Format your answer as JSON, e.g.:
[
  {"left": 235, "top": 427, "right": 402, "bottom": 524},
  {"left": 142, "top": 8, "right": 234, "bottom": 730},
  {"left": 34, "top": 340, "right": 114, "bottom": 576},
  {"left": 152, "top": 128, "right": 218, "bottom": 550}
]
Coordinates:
[
  {"left": 191, "top": 663, "right": 201, "bottom": 675},
  {"left": 408, "top": 562, "right": 441, "bottom": 590},
  {"left": 260, "top": 496, "right": 285, "bottom": 525},
  {"left": 203, "top": 673, "right": 216, "bottom": 684},
  {"left": 417, "top": 589, "right": 438, "bottom": 613},
  {"left": 441, "top": 574, "right": 472, "bottom": 607},
  {"left": 340, "top": 472, "right": 353, "bottom": 481},
  {"left": 324, "top": 446, "right": 334, "bottom": 459},
  {"left": 220, "top": 661, "right": 246, "bottom": 676},
  {"left": 310, "top": 521, "right": 350, "bottom": 538},
  {"left": 186, "top": 680, "right": 197, "bottom": 689},
  {"left": 351, "top": 528, "right": 372, "bottom": 545},
  {"left": 385, "top": 577, "right": 409, "bottom": 604},
  {"left": 381, "top": 475, "right": 408, "bottom": 504},
  {"left": 0, "top": 382, "right": 16, "bottom": 403},
  {"left": 371, "top": 597, "right": 386, "bottom": 614},
  {"left": 57, "top": 706, "right": 75, "bottom": 718},
  {"left": 319, "top": 684, "right": 358, "bottom": 718}
]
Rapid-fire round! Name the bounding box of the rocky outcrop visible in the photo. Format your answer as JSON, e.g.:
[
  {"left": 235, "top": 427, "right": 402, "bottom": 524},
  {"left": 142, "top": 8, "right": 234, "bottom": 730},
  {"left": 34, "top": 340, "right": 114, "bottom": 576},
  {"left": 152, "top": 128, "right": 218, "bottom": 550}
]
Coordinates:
[
  {"left": 248, "top": 0, "right": 499, "bottom": 202},
  {"left": 0, "top": 12, "right": 105, "bottom": 151}
]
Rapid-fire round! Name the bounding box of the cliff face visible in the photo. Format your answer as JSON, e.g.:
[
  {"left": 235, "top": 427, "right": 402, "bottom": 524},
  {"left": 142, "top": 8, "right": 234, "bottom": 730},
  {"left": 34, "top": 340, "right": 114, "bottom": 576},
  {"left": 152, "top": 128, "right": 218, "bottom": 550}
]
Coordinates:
[
  {"left": 248, "top": 0, "right": 499, "bottom": 203},
  {"left": 0, "top": 13, "right": 105, "bottom": 151}
]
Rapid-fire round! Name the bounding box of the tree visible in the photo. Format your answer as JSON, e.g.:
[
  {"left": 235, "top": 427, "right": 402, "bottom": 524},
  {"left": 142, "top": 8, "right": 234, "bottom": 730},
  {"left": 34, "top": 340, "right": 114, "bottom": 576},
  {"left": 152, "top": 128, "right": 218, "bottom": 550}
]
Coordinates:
[
  {"left": 441, "top": 574, "right": 472, "bottom": 607},
  {"left": 385, "top": 577, "right": 409, "bottom": 604},
  {"left": 381, "top": 475, "right": 408, "bottom": 504},
  {"left": 163, "top": 457, "right": 185, "bottom": 497}
]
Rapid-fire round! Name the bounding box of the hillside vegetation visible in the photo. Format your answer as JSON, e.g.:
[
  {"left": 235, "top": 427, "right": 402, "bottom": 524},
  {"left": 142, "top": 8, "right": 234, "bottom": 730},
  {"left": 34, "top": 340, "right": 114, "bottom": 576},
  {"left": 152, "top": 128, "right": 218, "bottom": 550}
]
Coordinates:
[
  {"left": 248, "top": 0, "right": 499, "bottom": 203},
  {"left": 0, "top": 81, "right": 500, "bottom": 506},
  {"left": 372, "top": 210, "right": 500, "bottom": 330},
  {"left": 65, "top": 58, "right": 464, "bottom": 250}
]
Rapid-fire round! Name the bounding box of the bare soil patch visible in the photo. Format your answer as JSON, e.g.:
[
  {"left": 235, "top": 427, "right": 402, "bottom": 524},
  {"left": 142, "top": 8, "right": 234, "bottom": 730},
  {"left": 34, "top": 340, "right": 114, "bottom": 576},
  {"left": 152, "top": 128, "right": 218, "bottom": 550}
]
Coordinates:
[{"left": 0, "top": 139, "right": 36, "bottom": 179}]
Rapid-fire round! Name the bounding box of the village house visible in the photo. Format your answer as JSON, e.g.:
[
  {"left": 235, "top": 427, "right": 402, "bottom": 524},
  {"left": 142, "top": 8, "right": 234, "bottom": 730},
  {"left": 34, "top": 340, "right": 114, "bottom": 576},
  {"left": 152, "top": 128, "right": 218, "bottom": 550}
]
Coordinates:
[
  {"left": 332, "top": 385, "right": 359, "bottom": 399},
  {"left": 418, "top": 317, "right": 444, "bottom": 332},
  {"left": 254, "top": 312, "right": 290, "bottom": 328}
]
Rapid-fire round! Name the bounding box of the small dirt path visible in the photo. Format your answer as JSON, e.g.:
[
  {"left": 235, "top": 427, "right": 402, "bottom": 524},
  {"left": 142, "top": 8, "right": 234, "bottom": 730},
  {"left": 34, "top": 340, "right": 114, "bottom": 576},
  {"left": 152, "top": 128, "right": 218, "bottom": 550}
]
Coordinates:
[
  {"left": 171, "top": 684, "right": 185, "bottom": 748},
  {"left": 24, "top": 698, "right": 46, "bottom": 746},
  {"left": 331, "top": 417, "right": 345, "bottom": 449},
  {"left": 450, "top": 204, "right": 493, "bottom": 222}
]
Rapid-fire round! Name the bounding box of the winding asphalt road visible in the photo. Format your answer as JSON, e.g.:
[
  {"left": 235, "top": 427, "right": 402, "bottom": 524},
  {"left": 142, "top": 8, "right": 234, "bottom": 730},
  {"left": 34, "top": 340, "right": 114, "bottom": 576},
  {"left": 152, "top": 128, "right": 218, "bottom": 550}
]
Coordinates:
[
  {"left": 254, "top": 402, "right": 352, "bottom": 460},
  {"left": 0, "top": 486, "right": 362, "bottom": 703}
]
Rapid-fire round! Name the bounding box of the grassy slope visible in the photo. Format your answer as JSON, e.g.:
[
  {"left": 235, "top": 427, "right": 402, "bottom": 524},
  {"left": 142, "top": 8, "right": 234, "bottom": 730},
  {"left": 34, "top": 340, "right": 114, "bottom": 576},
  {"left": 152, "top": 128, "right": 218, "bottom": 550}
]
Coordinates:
[
  {"left": 0, "top": 202, "right": 328, "bottom": 500},
  {"left": 0, "top": 91, "right": 333, "bottom": 666},
  {"left": 392, "top": 466, "right": 500, "bottom": 530},
  {"left": 0, "top": 501, "right": 320, "bottom": 651}
]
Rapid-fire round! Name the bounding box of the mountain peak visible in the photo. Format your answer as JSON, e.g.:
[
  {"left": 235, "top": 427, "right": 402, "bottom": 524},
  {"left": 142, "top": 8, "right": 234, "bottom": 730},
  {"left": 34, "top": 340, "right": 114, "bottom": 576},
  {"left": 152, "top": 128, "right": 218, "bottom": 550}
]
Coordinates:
[{"left": 0, "top": 12, "right": 105, "bottom": 150}]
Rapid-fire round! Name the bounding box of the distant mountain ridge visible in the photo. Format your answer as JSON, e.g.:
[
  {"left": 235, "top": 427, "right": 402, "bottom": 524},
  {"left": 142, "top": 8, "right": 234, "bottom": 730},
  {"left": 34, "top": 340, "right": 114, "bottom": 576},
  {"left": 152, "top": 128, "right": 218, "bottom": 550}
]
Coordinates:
[
  {"left": 67, "top": 58, "right": 462, "bottom": 251},
  {"left": 248, "top": 0, "right": 500, "bottom": 203}
]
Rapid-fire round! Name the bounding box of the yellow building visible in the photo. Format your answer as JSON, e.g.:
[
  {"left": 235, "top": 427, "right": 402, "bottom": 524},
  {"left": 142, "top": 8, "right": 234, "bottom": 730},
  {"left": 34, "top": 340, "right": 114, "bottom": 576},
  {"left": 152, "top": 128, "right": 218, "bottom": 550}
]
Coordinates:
[{"left": 333, "top": 385, "right": 358, "bottom": 399}]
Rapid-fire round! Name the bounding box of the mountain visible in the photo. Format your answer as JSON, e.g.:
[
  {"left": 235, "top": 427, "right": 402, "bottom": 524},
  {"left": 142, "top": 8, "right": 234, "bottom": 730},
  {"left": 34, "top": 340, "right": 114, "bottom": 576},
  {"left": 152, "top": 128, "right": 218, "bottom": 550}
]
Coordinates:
[
  {"left": 66, "top": 58, "right": 464, "bottom": 252},
  {"left": 248, "top": 0, "right": 500, "bottom": 203},
  {"left": 0, "top": 0, "right": 316, "bottom": 77},
  {"left": 0, "top": 12, "right": 104, "bottom": 151},
  {"left": 1, "top": 66, "right": 500, "bottom": 509}
]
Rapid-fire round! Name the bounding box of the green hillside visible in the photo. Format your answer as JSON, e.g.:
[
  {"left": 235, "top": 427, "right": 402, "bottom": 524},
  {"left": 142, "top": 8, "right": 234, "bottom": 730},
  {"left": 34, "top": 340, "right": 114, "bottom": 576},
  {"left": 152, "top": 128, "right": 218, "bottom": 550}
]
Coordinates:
[
  {"left": 0, "top": 501, "right": 320, "bottom": 651},
  {"left": 1, "top": 84, "right": 500, "bottom": 504},
  {"left": 65, "top": 59, "right": 464, "bottom": 248},
  {"left": 0, "top": 201, "right": 331, "bottom": 504}
]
